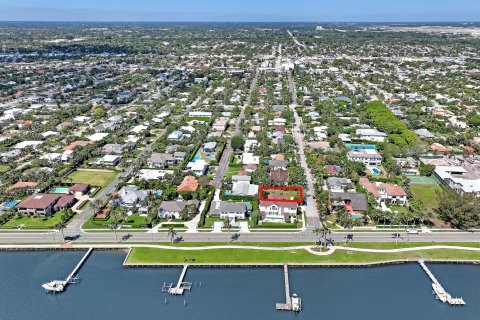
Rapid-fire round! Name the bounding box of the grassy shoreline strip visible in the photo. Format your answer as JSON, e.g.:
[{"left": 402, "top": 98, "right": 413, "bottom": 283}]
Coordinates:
[{"left": 126, "top": 246, "right": 480, "bottom": 265}]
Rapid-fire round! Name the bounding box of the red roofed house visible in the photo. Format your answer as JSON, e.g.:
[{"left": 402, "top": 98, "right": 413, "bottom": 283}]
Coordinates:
[
  {"left": 177, "top": 176, "right": 199, "bottom": 192},
  {"left": 6, "top": 181, "right": 39, "bottom": 194},
  {"left": 54, "top": 195, "right": 76, "bottom": 211},
  {"left": 324, "top": 165, "right": 343, "bottom": 176},
  {"left": 359, "top": 177, "right": 408, "bottom": 206},
  {"left": 69, "top": 183, "right": 90, "bottom": 196},
  {"left": 64, "top": 141, "right": 94, "bottom": 151},
  {"left": 431, "top": 143, "right": 452, "bottom": 153},
  {"left": 16, "top": 194, "right": 60, "bottom": 215},
  {"left": 270, "top": 168, "right": 289, "bottom": 182}
]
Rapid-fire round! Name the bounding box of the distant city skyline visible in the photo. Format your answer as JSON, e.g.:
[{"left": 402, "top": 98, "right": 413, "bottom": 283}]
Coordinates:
[{"left": 0, "top": 0, "right": 479, "bottom": 22}]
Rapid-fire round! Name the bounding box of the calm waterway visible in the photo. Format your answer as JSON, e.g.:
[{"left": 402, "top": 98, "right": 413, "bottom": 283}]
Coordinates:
[{"left": 0, "top": 251, "right": 479, "bottom": 320}]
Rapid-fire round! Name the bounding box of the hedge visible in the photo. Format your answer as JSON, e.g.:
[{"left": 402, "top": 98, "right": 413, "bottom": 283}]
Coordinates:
[{"left": 197, "top": 188, "right": 215, "bottom": 227}]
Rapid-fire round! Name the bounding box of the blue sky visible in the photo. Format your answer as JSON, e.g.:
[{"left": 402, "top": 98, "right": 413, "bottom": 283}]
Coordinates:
[{"left": 0, "top": 0, "right": 478, "bottom": 22}]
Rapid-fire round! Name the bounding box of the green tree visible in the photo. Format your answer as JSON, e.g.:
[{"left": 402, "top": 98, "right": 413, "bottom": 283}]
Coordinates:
[
  {"left": 231, "top": 135, "right": 245, "bottom": 151},
  {"left": 434, "top": 188, "right": 480, "bottom": 230},
  {"left": 419, "top": 163, "right": 435, "bottom": 176}
]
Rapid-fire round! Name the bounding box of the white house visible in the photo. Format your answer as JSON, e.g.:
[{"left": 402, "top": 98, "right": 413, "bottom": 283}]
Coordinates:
[
  {"left": 347, "top": 149, "right": 382, "bottom": 166},
  {"left": 186, "top": 159, "right": 208, "bottom": 176},
  {"left": 259, "top": 201, "right": 298, "bottom": 222},
  {"left": 167, "top": 131, "right": 184, "bottom": 141},
  {"left": 356, "top": 128, "right": 387, "bottom": 142},
  {"left": 189, "top": 111, "right": 212, "bottom": 118},
  {"left": 241, "top": 152, "right": 260, "bottom": 165},
  {"left": 99, "top": 155, "right": 121, "bottom": 166}
]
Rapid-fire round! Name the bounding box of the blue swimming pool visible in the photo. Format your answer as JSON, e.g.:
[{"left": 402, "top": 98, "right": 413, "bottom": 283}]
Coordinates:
[
  {"left": 3, "top": 201, "right": 19, "bottom": 209},
  {"left": 345, "top": 144, "right": 376, "bottom": 150},
  {"left": 50, "top": 187, "right": 70, "bottom": 194},
  {"left": 192, "top": 156, "right": 201, "bottom": 161},
  {"left": 372, "top": 168, "right": 380, "bottom": 175}
]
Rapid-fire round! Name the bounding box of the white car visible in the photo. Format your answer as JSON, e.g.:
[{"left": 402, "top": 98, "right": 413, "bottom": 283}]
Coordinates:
[{"left": 406, "top": 228, "right": 418, "bottom": 234}]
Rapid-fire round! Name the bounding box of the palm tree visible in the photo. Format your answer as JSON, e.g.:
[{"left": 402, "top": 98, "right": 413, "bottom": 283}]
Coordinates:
[
  {"left": 55, "top": 222, "right": 66, "bottom": 243},
  {"left": 224, "top": 219, "right": 232, "bottom": 243},
  {"left": 111, "top": 211, "right": 119, "bottom": 243},
  {"left": 167, "top": 226, "right": 177, "bottom": 243},
  {"left": 91, "top": 198, "right": 102, "bottom": 215},
  {"left": 313, "top": 227, "right": 322, "bottom": 247}
]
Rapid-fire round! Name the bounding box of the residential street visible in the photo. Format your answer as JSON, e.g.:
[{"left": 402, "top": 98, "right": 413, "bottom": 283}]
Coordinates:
[
  {"left": 287, "top": 71, "right": 321, "bottom": 228},
  {"left": 211, "top": 68, "right": 259, "bottom": 189}
]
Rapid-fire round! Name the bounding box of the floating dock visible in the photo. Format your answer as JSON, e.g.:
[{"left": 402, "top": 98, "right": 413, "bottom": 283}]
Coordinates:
[
  {"left": 276, "top": 264, "right": 301, "bottom": 312},
  {"left": 42, "top": 248, "right": 94, "bottom": 293},
  {"left": 164, "top": 265, "right": 192, "bottom": 295},
  {"left": 418, "top": 260, "right": 465, "bottom": 306}
]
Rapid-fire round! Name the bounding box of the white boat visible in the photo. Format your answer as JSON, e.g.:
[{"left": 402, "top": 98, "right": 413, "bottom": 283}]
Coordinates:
[
  {"left": 291, "top": 293, "right": 302, "bottom": 312},
  {"left": 42, "top": 280, "right": 66, "bottom": 293}
]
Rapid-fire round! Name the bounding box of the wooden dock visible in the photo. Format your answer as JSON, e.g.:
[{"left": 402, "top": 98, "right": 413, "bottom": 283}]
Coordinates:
[
  {"left": 276, "top": 264, "right": 292, "bottom": 311},
  {"left": 42, "top": 248, "right": 94, "bottom": 293},
  {"left": 418, "top": 260, "right": 465, "bottom": 306},
  {"left": 168, "top": 265, "right": 192, "bottom": 295}
]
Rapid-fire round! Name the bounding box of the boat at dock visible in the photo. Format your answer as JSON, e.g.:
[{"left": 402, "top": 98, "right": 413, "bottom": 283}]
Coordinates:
[{"left": 291, "top": 293, "right": 302, "bottom": 312}]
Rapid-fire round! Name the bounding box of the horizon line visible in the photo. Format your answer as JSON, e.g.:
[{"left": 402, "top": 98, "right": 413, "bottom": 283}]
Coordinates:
[{"left": 0, "top": 20, "right": 479, "bottom": 24}]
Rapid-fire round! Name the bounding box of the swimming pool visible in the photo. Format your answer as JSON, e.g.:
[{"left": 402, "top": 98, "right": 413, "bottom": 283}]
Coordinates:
[
  {"left": 345, "top": 144, "right": 376, "bottom": 150},
  {"left": 50, "top": 187, "right": 70, "bottom": 194},
  {"left": 192, "top": 156, "right": 201, "bottom": 161},
  {"left": 3, "top": 201, "right": 19, "bottom": 209},
  {"left": 372, "top": 168, "right": 380, "bottom": 175}
]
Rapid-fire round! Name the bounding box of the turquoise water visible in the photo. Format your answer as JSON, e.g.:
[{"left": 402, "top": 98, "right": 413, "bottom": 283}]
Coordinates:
[
  {"left": 0, "top": 251, "right": 479, "bottom": 320},
  {"left": 345, "top": 144, "right": 376, "bottom": 150},
  {"left": 3, "top": 200, "right": 19, "bottom": 209},
  {"left": 372, "top": 168, "right": 380, "bottom": 175},
  {"left": 192, "top": 156, "right": 201, "bottom": 161},
  {"left": 50, "top": 187, "right": 70, "bottom": 194}
]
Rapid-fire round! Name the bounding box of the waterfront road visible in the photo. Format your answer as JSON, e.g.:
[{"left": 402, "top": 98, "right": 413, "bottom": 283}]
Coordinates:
[{"left": 1, "top": 230, "right": 479, "bottom": 244}]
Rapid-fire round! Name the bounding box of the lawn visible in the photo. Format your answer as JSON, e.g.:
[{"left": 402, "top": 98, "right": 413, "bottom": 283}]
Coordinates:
[
  {"left": 262, "top": 189, "right": 301, "bottom": 201},
  {"left": 66, "top": 170, "right": 118, "bottom": 187},
  {"left": 226, "top": 165, "right": 240, "bottom": 178},
  {"left": 411, "top": 184, "right": 442, "bottom": 211},
  {"left": 83, "top": 213, "right": 151, "bottom": 229},
  {"left": 126, "top": 247, "right": 480, "bottom": 265},
  {"left": 82, "top": 215, "right": 118, "bottom": 229},
  {"left": 3, "top": 212, "right": 67, "bottom": 229},
  {"left": 0, "top": 165, "right": 9, "bottom": 173}
]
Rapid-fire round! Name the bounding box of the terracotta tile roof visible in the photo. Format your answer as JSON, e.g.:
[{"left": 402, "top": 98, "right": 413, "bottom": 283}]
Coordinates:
[
  {"left": 64, "top": 141, "right": 93, "bottom": 151},
  {"left": 69, "top": 183, "right": 89, "bottom": 193},
  {"left": 7, "top": 181, "right": 38, "bottom": 191},
  {"left": 177, "top": 175, "right": 199, "bottom": 192},
  {"left": 360, "top": 177, "right": 407, "bottom": 198},
  {"left": 54, "top": 195, "right": 75, "bottom": 208},
  {"left": 17, "top": 194, "right": 59, "bottom": 210},
  {"left": 270, "top": 168, "right": 289, "bottom": 181}
]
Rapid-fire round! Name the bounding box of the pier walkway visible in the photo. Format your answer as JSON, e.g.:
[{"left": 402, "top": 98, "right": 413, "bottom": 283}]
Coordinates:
[
  {"left": 418, "top": 260, "right": 465, "bottom": 305},
  {"left": 164, "top": 265, "right": 192, "bottom": 295},
  {"left": 276, "top": 264, "right": 292, "bottom": 311},
  {"left": 42, "top": 248, "right": 94, "bottom": 293}
]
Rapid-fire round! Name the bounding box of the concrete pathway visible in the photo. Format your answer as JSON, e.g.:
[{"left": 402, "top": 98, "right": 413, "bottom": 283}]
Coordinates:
[{"left": 184, "top": 200, "right": 206, "bottom": 233}]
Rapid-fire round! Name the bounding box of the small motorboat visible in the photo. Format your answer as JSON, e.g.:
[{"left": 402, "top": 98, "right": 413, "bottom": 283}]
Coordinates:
[{"left": 291, "top": 293, "right": 302, "bottom": 312}]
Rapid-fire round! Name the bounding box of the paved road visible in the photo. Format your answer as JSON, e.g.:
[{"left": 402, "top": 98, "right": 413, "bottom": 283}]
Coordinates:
[
  {"left": 287, "top": 72, "right": 321, "bottom": 228},
  {"left": 211, "top": 68, "right": 260, "bottom": 189},
  {"left": 1, "top": 230, "right": 479, "bottom": 244}
]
